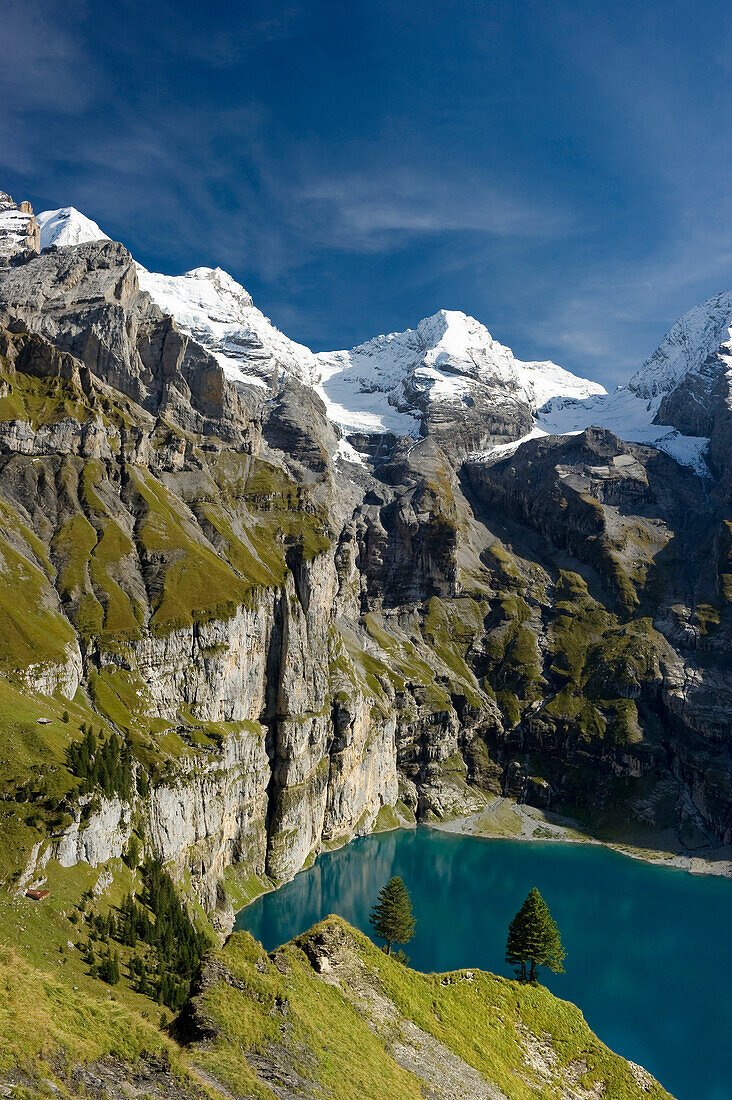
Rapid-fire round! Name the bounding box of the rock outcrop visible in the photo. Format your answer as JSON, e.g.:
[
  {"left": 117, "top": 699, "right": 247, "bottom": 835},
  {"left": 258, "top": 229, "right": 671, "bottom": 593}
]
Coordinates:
[{"left": 0, "top": 192, "right": 40, "bottom": 264}]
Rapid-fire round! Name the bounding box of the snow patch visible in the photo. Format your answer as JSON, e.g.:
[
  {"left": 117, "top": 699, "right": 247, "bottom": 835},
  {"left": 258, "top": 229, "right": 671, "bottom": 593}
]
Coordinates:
[
  {"left": 0, "top": 209, "right": 33, "bottom": 252},
  {"left": 533, "top": 387, "right": 711, "bottom": 475},
  {"left": 334, "top": 437, "right": 367, "bottom": 466}
]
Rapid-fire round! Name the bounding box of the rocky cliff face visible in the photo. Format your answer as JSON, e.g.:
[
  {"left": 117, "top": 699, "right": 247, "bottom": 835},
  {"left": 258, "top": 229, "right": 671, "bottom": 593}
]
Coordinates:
[
  {"left": 0, "top": 192, "right": 40, "bottom": 264},
  {"left": 0, "top": 209, "right": 730, "bottom": 926}
]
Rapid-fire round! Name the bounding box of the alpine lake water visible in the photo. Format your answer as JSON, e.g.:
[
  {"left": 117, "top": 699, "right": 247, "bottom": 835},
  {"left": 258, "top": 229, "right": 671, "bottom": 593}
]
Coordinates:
[{"left": 236, "top": 827, "right": 732, "bottom": 1100}]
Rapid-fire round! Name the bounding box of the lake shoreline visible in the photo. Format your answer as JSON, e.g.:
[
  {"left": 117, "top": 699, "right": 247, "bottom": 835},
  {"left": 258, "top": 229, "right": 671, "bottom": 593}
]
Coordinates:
[
  {"left": 232, "top": 795, "right": 732, "bottom": 920},
  {"left": 234, "top": 797, "right": 732, "bottom": 920},
  {"left": 429, "top": 795, "right": 732, "bottom": 879}
]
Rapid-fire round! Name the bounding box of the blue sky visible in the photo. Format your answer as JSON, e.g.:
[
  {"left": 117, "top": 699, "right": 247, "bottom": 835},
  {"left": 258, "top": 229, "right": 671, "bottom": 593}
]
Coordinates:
[{"left": 2, "top": 0, "right": 731, "bottom": 388}]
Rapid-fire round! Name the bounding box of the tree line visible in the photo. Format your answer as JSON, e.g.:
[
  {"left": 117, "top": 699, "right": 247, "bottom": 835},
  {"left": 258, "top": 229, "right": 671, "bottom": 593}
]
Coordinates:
[
  {"left": 370, "top": 876, "right": 564, "bottom": 983},
  {"left": 116, "top": 858, "right": 209, "bottom": 1009}
]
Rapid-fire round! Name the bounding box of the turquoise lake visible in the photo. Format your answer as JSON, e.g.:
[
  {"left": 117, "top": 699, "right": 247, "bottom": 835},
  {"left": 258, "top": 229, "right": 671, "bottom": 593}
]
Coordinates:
[{"left": 236, "top": 828, "right": 732, "bottom": 1100}]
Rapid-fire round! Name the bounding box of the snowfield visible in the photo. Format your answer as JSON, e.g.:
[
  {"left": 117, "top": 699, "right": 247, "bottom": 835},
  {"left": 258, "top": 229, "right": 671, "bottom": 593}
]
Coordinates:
[{"left": 534, "top": 386, "right": 712, "bottom": 476}]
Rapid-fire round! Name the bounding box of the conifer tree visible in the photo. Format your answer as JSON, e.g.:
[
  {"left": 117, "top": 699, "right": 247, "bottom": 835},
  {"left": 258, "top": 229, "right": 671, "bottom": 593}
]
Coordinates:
[
  {"left": 98, "top": 949, "right": 120, "bottom": 984},
  {"left": 124, "top": 833, "right": 141, "bottom": 869},
  {"left": 506, "top": 887, "right": 565, "bottom": 983},
  {"left": 370, "top": 875, "right": 416, "bottom": 956}
]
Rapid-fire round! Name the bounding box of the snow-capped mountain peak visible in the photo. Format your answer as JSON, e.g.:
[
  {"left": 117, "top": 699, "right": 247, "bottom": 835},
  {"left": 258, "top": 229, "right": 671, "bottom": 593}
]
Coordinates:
[
  {"left": 33, "top": 202, "right": 604, "bottom": 438},
  {"left": 138, "top": 266, "right": 255, "bottom": 327},
  {"left": 414, "top": 308, "right": 607, "bottom": 410},
  {"left": 36, "top": 207, "right": 109, "bottom": 249},
  {"left": 36, "top": 205, "right": 318, "bottom": 391},
  {"left": 628, "top": 290, "right": 732, "bottom": 400},
  {"left": 313, "top": 308, "right": 606, "bottom": 437},
  {"left": 136, "top": 265, "right": 317, "bottom": 389}
]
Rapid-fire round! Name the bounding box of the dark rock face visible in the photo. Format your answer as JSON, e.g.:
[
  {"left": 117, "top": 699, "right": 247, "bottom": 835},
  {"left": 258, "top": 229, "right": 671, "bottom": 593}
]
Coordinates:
[
  {"left": 465, "top": 426, "right": 711, "bottom": 609},
  {"left": 0, "top": 241, "right": 731, "bottom": 915},
  {"left": 460, "top": 424, "right": 732, "bottom": 844},
  {"left": 263, "top": 378, "right": 338, "bottom": 473},
  {"left": 418, "top": 386, "right": 533, "bottom": 458}
]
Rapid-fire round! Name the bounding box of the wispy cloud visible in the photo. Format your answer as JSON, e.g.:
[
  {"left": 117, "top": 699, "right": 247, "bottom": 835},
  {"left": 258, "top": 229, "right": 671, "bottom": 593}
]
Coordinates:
[
  {"left": 530, "top": 227, "right": 732, "bottom": 387},
  {"left": 0, "top": 0, "right": 95, "bottom": 112},
  {"left": 96, "top": 0, "right": 306, "bottom": 68},
  {"left": 293, "top": 168, "right": 578, "bottom": 251},
  {"left": 146, "top": 3, "right": 305, "bottom": 65},
  {"left": 516, "top": 6, "right": 732, "bottom": 383},
  {"left": 0, "top": 0, "right": 100, "bottom": 173}
]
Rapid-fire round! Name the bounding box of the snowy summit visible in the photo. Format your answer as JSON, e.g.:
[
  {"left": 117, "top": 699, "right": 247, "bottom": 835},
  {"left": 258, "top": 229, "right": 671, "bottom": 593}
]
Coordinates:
[
  {"left": 36, "top": 207, "right": 109, "bottom": 250},
  {"left": 30, "top": 201, "right": 731, "bottom": 474},
  {"left": 314, "top": 309, "right": 605, "bottom": 437}
]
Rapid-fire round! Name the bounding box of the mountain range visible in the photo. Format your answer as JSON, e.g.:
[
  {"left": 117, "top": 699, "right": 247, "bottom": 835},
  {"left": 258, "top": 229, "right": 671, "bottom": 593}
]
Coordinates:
[
  {"left": 32, "top": 202, "right": 723, "bottom": 477},
  {"left": 0, "top": 187, "right": 729, "bottom": 1097}
]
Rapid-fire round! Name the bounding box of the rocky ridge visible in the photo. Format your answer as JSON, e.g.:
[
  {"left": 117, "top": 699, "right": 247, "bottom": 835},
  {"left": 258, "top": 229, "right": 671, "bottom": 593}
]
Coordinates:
[
  {"left": 0, "top": 913, "right": 670, "bottom": 1100},
  {"left": 186, "top": 916, "right": 671, "bottom": 1100}
]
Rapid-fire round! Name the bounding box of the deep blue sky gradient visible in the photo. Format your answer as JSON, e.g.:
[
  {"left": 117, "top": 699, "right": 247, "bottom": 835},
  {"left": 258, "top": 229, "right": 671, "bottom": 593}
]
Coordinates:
[{"left": 2, "top": 0, "right": 731, "bottom": 387}]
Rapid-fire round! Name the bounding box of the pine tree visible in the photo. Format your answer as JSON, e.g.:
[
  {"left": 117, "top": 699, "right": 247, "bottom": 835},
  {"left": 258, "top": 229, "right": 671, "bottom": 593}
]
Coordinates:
[
  {"left": 370, "top": 876, "right": 416, "bottom": 956},
  {"left": 98, "top": 950, "right": 120, "bottom": 985},
  {"left": 122, "top": 831, "right": 139, "bottom": 866},
  {"left": 505, "top": 887, "right": 565, "bottom": 983}
]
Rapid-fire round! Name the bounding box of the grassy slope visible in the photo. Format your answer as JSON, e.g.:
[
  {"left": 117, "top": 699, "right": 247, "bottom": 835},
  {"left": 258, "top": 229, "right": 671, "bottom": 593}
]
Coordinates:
[
  {"left": 193, "top": 917, "right": 672, "bottom": 1100},
  {"left": 0, "top": 871, "right": 672, "bottom": 1100},
  {"left": 0, "top": 943, "right": 169, "bottom": 1075},
  {"left": 0, "top": 862, "right": 212, "bottom": 1100}
]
